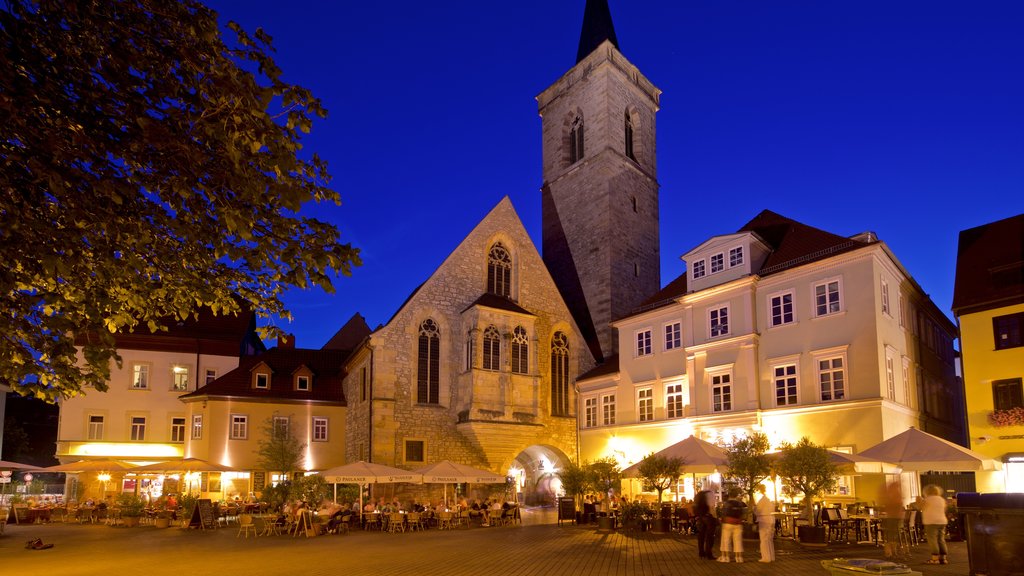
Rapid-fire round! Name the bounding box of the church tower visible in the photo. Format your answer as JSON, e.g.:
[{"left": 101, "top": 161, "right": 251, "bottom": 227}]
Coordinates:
[{"left": 538, "top": 0, "right": 661, "bottom": 362}]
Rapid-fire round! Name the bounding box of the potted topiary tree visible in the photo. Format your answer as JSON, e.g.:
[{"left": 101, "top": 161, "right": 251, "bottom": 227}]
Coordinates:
[
  {"left": 635, "top": 453, "right": 684, "bottom": 533},
  {"left": 555, "top": 460, "right": 590, "bottom": 524},
  {"left": 774, "top": 437, "right": 838, "bottom": 546},
  {"left": 587, "top": 457, "right": 620, "bottom": 530},
  {"left": 724, "top": 431, "right": 772, "bottom": 539}
]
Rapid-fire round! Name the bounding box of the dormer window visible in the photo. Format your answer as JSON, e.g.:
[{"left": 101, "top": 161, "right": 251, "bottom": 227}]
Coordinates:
[
  {"left": 255, "top": 373, "right": 269, "bottom": 389},
  {"left": 296, "top": 375, "right": 310, "bottom": 391},
  {"left": 729, "top": 246, "right": 744, "bottom": 267},
  {"left": 692, "top": 259, "right": 706, "bottom": 279},
  {"left": 710, "top": 253, "right": 724, "bottom": 274}
]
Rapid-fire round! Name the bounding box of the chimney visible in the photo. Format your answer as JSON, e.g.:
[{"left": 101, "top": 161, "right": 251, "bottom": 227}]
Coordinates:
[{"left": 277, "top": 333, "right": 295, "bottom": 349}]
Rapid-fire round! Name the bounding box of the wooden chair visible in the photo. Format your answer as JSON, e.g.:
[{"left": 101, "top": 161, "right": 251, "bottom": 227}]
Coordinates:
[
  {"left": 405, "top": 512, "right": 422, "bottom": 531},
  {"left": 436, "top": 511, "right": 453, "bottom": 530},
  {"left": 387, "top": 511, "right": 405, "bottom": 533},
  {"left": 363, "top": 512, "right": 381, "bottom": 531},
  {"left": 0, "top": 507, "right": 8, "bottom": 534},
  {"left": 237, "top": 514, "right": 257, "bottom": 538}
]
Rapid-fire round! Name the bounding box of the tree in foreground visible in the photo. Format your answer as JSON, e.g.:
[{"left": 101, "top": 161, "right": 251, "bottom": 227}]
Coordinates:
[
  {"left": 636, "top": 453, "right": 684, "bottom": 503},
  {"left": 556, "top": 460, "right": 591, "bottom": 509},
  {"left": 774, "top": 437, "right": 838, "bottom": 524},
  {"left": 587, "top": 456, "right": 621, "bottom": 497},
  {"left": 724, "top": 431, "right": 772, "bottom": 507},
  {"left": 0, "top": 0, "right": 359, "bottom": 401},
  {"left": 255, "top": 415, "right": 306, "bottom": 478}
]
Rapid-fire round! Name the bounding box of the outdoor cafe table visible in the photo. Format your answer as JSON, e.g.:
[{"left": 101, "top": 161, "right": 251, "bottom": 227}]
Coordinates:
[
  {"left": 26, "top": 507, "right": 52, "bottom": 523},
  {"left": 773, "top": 511, "right": 801, "bottom": 538}
]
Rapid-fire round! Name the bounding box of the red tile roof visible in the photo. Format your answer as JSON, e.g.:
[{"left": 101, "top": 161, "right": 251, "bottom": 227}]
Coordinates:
[
  {"left": 952, "top": 213, "right": 1024, "bottom": 315},
  {"left": 77, "top": 305, "right": 263, "bottom": 356},
  {"left": 322, "top": 313, "right": 372, "bottom": 351},
  {"left": 577, "top": 353, "right": 619, "bottom": 382},
  {"left": 739, "top": 209, "right": 873, "bottom": 276}
]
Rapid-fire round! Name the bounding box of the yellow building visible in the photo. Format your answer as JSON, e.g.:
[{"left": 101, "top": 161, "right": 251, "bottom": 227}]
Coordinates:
[
  {"left": 952, "top": 213, "right": 1024, "bottom": 492},
  {"left": 579, "top": 210, "right": 965, "bottom": 504}
]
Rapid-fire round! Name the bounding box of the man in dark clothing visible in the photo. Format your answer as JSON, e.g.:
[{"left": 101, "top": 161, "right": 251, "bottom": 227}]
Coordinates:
[{"left": 693, "top": 490, "right": 718, "bottom": 559}]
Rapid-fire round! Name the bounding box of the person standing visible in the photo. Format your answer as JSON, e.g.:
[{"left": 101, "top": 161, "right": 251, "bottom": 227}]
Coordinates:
[
  {"left": 694, "top": 490, "right": 718, "bottom": 559},
  {"left": 754, "top": 485, "right": 776, "bottom": 562},
  {"left": 921, "top": 484, "right": 949, "bottom": 565},
  {"left": 719, "top": 489, "right": 747, "bottom": 563}
]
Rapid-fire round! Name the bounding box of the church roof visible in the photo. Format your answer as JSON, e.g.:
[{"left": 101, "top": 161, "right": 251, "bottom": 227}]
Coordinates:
[
  {"left": 952, "top": 213, "right": 1024, "bottom": 315},
  {"left": 577, "top": 0, "right": 619, "bottom": 63},
  {"left": 463, "top": 293, "right": 535, "bottom": 316},
  {"left": 180, "top": 346, "right": 349, "bottom": 404},
  {"left": 739, "top": 209, "right": 874, "bottom": 276}
]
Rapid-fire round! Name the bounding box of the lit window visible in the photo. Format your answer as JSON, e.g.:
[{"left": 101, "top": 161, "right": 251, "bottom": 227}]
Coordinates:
[
  {"left": 312, "top": 417, "right": 328, "bottom": 442},
  {"left": 711, "top": 374, "right": 732, "bottom": 412},
  {"left": 637, "top": 388, "right": 653, "bottom": 422},
  {"left": 132, "top": 364, "right": 149, "bottom": 389},
  {"left": 130, "top": 416, "right": 146, "bottom": 441},
  {"left": 296, "top": 375, "right": 310, "bottom": 391},
  {"left": 171, "top": 365, "right": 189, "bottom": 391},
  {"left": 192, "top": 415, "right": 203, "bottom": 440},
  {"left": 729, "top": 247, "right": 743, "bottom": 267},
  {"left": 483, "top": 325, "right": 501, "bottom": 371},
  {"left": 664, "top": 322, "right": 681, "bottom": 350},
  {"left": 709, "top": 306, "right": 729, "bottom": 338},
  {"left": 511, "top": 326, "right": 529, "bottom": 374},
  {"left": 601, "top": 393, "right": 616, "bottom": 425},
  {"left": 230, "top": 414, "right": 248, "bottom": 440},
  {"left": 814, "top": 280, "right": 842, "bottom": 316},
  {"left": 666, "top": 383, "right": 685, "bottom": 419},
  {"left": 710, "top": 253, "right": 724, "bottom": 273},
  {"left": 584, "top": 397, "right": 598, "bottom": 428},
  {"left": 417, "top": 319, "right": 440, "bottom": 404},
  {"left": 88, "top": 415, "right": 104, "bottom": 440},
  {"left": 405, "top": 440, "right": 425, "bottom": 463},
  {"left": 769, "top": 292, "right": 794, "bottom": 327},
  {"left": 692, "top": 259, "right": 705, "bottom": 279},
  {"left": 818, "top": 357, "right": 845, "bottom": 401},
  {"left": 774, "top": 365, "right": 798, "bottom": 406},
  {"left": 487, "top": 243, "right": 512, "bottom": 297},
  {"left": 171, "top": 417, "right": 186, "bottom": 443},
  {"left": 551, "top": 332, "right": 570, "bottom": 416},
  {"left": 635, "top": 329, "right": 652, "bottom": 356}
]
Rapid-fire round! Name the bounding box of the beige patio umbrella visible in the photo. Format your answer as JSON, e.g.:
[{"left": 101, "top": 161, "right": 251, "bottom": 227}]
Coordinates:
[
  {"left": 43, "top": 459, "right": 137, "bottom": 472},
  {"left": 320, "top": 461, "right": 422, "bottom": 515},
  {"left": 858, "top": 427, "right": 1001, "bottom": 472},
  {"left": 413, "top": 460, "right": 507, "bottom": 506},
  {"left": 620, "top": 435, "right": 729, "bottom": 500},
  {"left": 765, "top": 449, "right": 896, "bottom": 474},
  {"left": 132, "top": 458, "right": 237, "bottom": 496}
]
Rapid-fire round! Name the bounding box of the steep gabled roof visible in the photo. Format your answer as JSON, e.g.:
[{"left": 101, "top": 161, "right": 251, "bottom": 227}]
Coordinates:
[
  {"left": 577, "top": 0, "right": 619, "bottom": 63},
  {"left": 952, "top": 213, "right": 1024, "bottom": 315},
  {"left": 463, "top": 293, "right": 536, "bottom": 316},
  {"left": 739, "top": 209, "right": 874, "bottom": 276},
  {"left": 322, "top": 313, "right": 372, "bottom": 351},
  {"left": 181, "top": 347, "right": 349, "bottom": 404}
]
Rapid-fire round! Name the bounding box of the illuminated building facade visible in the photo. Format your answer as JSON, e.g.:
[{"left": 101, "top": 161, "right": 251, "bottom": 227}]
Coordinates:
[
  {"left": 579, "top": 210, "right": 965, "bottom": 503},
  {"left": 55, "top": 308, "right": 264, "bottom": 500},
  {"left": 952, "top": 213, "right": 1024, "bottom": 493}
]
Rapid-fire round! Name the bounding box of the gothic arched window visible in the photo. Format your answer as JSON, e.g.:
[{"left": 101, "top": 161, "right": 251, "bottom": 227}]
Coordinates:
[
  {"left": 483, "top": 325, "right": 501, "bottom": 371},
  {"left": 487, "top": 243, "right": 512, "bottom": 297},
  {"left": 624, "top": 111, "right": 636, "bottom": 161},
  {"left": 511, "top": 326, "right": 529, "bottom": 375},
  {"left": 550, "top": 331, "right": 570, "bottom": 416},
  {"left": 417, "top": 319, "right": 440, "bottom": 404},
  {"left": 569, "top": 115, "right": 585, "bottom": 164}
]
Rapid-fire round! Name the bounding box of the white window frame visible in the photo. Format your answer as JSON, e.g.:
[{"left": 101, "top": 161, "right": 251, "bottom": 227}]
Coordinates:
[
  {"left": 170, "top": 417, "right": 186, "bottom": 443},
  {"left": 813, "top": 278, "right": 843, "bottom": 317},
  {"left": 131, "top": 363, "right": 150, "bottom": 390},
  {"left": 902, "top": 357, "right": 912, "bottom": 407},
  {"left": 584, "top": 396, "right": 598, "bottom": 428},
  {"left": 815, "top": 349, "right": 848, "bottom": 402},
  {"left": 170, "top": 364, "right": 190, "bottom": 391},
  {"left": 898, "top": 294, "right": 906, "bottom": 328},
  {"left": 885, "top": 350, "right": 897, "bottom": 401},
  {"left": 230, "top": 414, "right": 248, "bottom": 440},
  {"left": 296, "top": 375, "right": 310, "bottom": 391},
  {"left": 312, "top": 417, "right": 328, "bottom": 442},
  {"left": 635, "top": 328, "right": 653, "bottom": 357},
  {"left": 768, "top": 290, "right": 795, "bottom": 327},
  {"left": 881, "top": 279, "right": 891, "bottom": 316},
  {"left": 664, "top": 321, "right": 682, "bottom": 351},
  {"left": 130, "top": 416, "right": 146, "bottom": 441},
  {"left": 710, "top": 253, "right": 724, "bottom": 274},
  {"left": 205, "top": 369, "right": 217, "bottom": 385},
  {"left": 88, "top": 415, "right": 104, "bottom": 440},
  {"left": 729, "top": 246, "right": 744, "bottom": 267},
  {"left": 772, "top": 361, "right": 799, "bottom": 407},
  {"left": 637, "top": 387, "right": 654, "bottom": 422},
  {"left": 665, "top": 382, "right": 685, "bottom": 419},
  {"left": 710, "top": 372, "right": 732, "bottom": 413},
  {"left": 273, "top": 416, "right": 290, "bottom": 439},
  {"left": 709, "top": 305, "right": 730, "bottom": 338},
  {"left": 601, "top": 393, "right": 616, "bottom": 426},
  {"left": 692, "top": 259, "right": 706, "bottom": 279},
  {"left": 192, "top": 415, "right": 203, "bottom": 440},
  {"left": 255, "top": 372, "right": 270, "bottom": 389}
]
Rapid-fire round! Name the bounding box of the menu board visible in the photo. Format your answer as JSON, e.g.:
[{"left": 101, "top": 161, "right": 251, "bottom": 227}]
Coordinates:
[
  {"left": 557, "top": 497, "right": 576, "bottom": 525},
  {"left": 252, "top": 471, "right": 266, "bottom": 492},
  {"left": 189, "top": 499, "right": 216, "bottom": 530}
]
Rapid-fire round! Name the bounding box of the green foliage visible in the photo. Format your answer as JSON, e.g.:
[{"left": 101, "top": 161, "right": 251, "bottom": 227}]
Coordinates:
[
  {"left": 255, "top": 415, "right": 306, "bottom": 475},
  {"left": 636, "top": 453, "right": 684, "bottom": 503},
  {"left": 724, "top": 431, "right": 772, "bottom": 506},
  {"left": 179, "top": 492, "right": 199, "bottom": 517},
  {"left": 587, "top": 457, "right": 621, "bottom": 495},
  {"left": 0, "top": 0, "right": 360, "bottom": 402},
  {"left": 116, "top": 492, "right": 146, "bottom": 517},
  {"left": 774, "top": 437, "right": 838, "bottom": 523},
  {"left": 290, "top": 474, "right": 329, "bottom": 505},
  {"left": 618, "top": 500, "right": 652, "bottom": 526},
  {"left": 556, "top": 460, "right": 591, "bottom": 507},
  {"left": 260, "top": 481, "right": 291, "bottom": 512}
]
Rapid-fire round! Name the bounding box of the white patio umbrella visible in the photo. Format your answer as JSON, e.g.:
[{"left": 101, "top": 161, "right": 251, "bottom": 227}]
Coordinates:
[
  {"left": 858, "top": 427, "right": 1002, "bottom": 472},
  {"left": 766, "top": 449, "right": 897, "bottom": 474},
  {"left": 620, "top": 435, "right": 729, "bottom": 501},
  {"left": 412, "top": 460, "right": 507, "bottom": 506},
  {"left": 320, "top": 461, "right": 422, "bottom": 515}
]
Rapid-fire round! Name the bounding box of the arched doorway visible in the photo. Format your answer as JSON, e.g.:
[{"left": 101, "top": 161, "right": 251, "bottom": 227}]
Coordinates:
[{"left": 507, "top": 445, "right": 571, "bottom": 506}]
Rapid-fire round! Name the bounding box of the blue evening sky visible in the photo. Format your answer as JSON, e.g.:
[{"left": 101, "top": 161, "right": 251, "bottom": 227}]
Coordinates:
[{"left": 207, "top": 0, "right": 1024, "bottom": 349}]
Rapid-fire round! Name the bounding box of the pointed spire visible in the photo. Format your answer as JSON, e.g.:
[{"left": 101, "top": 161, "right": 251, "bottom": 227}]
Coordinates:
[{"left": 576, "top": 0, "right": 619, "bottom": 63}]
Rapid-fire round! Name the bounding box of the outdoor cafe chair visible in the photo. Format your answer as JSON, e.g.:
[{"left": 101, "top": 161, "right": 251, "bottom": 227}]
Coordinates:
[
  {"left": 363, "top": 512, "right": 382, "bottom": 531},
  {"left": 405, "top": 512, "right": 423, "bottom": 531},
  {"left": 0, "top": 507, "right": 8, "bottom": 534},
  {"left": 387, "top": 511, "right": 405, "bottom": 533},
  {"left": 436, "top": 511, "right": 453, "bottom": 530},
  {"left": 237, "top": 513, "right": 257, "bottom": 538}
]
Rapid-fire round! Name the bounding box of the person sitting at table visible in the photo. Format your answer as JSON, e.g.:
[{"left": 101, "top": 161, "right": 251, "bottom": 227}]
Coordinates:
[{"left": 363, "top": 499, "right": 377, "bottom": 513}]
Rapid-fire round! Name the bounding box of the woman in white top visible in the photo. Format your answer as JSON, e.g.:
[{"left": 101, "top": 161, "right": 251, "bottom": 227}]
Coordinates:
[{"left": 920, "top": 484, "right": 949, "bottom": 565}]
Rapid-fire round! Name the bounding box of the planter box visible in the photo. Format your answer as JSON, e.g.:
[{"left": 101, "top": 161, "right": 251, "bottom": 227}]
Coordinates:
[
  {"left": 154, "top": 517, "right": 171, "bottom": 529},
  {"left": 597, "top": 516, "right": 615, "bottom": 531},
  {"left": 798, "top": 525, "right": 827, "bottom": 545}
]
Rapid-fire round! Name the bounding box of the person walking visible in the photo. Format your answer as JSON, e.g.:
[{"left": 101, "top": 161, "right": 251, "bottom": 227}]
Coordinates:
[
  {"left": 719, "top": 489, "right": 746, "bottom": 563},
  {"left": 754, "top": 485, "right": 775, "bottom": 562},
  {"left": 694, "top": 490, "right": 718, "bottom": 560},
  {"left": 921, "top": 484, "right": 949, "bottom": 565}
]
